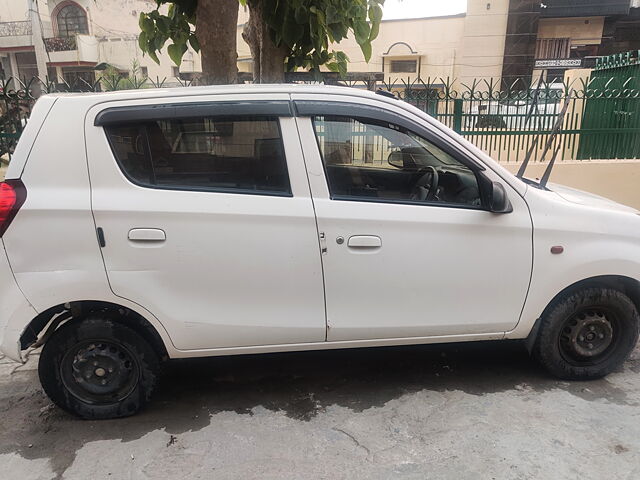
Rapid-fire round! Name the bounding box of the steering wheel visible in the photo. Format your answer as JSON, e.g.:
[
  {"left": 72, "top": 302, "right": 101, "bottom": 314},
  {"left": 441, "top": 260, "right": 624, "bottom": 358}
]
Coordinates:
[{"left": 410, "top": 166, "right": 439, "bottom": 202}]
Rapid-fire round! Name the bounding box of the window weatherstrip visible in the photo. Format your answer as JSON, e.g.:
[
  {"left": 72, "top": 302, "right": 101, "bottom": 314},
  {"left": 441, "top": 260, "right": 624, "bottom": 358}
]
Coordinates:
[{"left": 94, "top": 100, "right": 294, "bottom": 126}]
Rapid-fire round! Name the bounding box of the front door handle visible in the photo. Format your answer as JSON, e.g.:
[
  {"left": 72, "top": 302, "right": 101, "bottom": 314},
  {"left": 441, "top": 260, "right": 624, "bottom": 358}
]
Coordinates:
[
  {"left": 128, "top": 228, "right": 166, "bottom": 242},
  {"left": 347, "top": 235, "right": 382, "bottom": 249}
]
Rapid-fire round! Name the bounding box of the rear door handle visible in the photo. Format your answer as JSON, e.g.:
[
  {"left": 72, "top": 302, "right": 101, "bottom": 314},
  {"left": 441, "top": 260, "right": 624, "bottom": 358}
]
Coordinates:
[
  {"left": 128, "top": 228, "right": 166, "bottom": 242},
  {"left": 347, "top": 235, "right": 382, "bottom": 249}
]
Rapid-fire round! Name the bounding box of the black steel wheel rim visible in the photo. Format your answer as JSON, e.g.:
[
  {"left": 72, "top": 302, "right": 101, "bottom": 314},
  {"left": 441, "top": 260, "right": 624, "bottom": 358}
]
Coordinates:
[
  {"left": 558, "top": 307, "right": 620, "bottom": 366},
  {"left": 60, "top": 340, "right": 140, "bottom": 405}
]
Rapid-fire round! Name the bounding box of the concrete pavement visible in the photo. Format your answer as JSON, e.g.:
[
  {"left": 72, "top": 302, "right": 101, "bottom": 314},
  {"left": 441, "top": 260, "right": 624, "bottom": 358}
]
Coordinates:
[{"left": 0, "top": 341, "right": 639, "bottom": 479}]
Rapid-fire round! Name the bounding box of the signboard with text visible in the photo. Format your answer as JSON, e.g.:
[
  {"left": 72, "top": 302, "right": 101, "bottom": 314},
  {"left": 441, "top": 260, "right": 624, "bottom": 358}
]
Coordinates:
[{"left": 534, "top": 59, "right": 583, "bottom": 69}]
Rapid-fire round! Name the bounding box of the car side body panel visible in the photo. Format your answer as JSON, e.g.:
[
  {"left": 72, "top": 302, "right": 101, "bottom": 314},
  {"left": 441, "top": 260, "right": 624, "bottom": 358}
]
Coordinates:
[
  {"left": 291, "top": 99, "right": 533, "bottom": 340},
  {"left": 0, "top": 241, "right": 38, "bottom": 361},
  {"left": 0, "top": 85, "right": 639, "bottom": 362},
  {"left": 84, "top": 94, "right": 327, "bottom": 350},
  {"left": 4, "top": 96, "right": 57, "bottom": 180},
  {"left": 507, "top": 186, "right": 640, "bottom": 339},
  {"left": 3, "top": 97, "right": 114, "bottom": 312},
  {"left": 1, "top": 96, "right": 176, "bottom": 359}
]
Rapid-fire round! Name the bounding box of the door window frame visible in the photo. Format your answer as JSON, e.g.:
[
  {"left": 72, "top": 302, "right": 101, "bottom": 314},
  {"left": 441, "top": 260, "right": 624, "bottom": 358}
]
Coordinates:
[
  {"left": 97, "top": 101, "right": 295, "bottom": 198},
  {"left": 299, "top": 101, "right": 493, "bottom": 211}
]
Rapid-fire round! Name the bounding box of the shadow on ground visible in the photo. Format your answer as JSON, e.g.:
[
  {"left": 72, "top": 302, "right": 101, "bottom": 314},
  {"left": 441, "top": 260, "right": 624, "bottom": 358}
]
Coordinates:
[{"left": 1, "top": 340, "right": 637, "bottom": 479}]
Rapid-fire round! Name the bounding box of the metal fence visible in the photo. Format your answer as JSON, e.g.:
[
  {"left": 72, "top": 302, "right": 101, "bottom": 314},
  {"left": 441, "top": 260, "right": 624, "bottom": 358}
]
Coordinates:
[
  {"left": 391, "top": 74, "right": 639, "bottom": 163},
  {"left": 2, "top": 63, "right": 639, "bottom": 163},
  {"left": 577, "top": 53, "right": 640, "bottom": 160}
]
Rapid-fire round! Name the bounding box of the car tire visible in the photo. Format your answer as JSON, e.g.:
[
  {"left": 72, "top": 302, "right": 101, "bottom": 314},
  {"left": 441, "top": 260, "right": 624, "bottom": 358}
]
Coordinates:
[
  {"left": 534, "top": 287, "right": 639, "bottom": 380},
  {"left": 39, "top": 315, "right": 160, "bottom": 419}
]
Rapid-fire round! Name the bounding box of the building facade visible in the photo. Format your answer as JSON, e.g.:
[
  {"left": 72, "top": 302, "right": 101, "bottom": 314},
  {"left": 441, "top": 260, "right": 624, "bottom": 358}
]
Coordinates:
[
  {"left": 504, "top": 0, "right": 640, "bottom": 84},
  {"left": 0, "top": 0, "right": 200, "bottom": 87},
  {"left": 0, "top": 0, "right": 638, "bottom": 91}
]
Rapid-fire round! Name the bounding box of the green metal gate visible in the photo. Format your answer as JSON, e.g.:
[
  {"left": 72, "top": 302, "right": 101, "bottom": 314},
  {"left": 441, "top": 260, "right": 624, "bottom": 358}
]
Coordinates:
[{"left": 578, "top": 51, "right": 640, "bottom": 160}]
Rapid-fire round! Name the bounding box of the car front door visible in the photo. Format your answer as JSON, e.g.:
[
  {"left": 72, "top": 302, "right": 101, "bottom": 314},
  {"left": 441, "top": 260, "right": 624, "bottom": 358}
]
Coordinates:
[
  {"left": 295, "top": 98, "right": 533, "bottom": 342},
  {"left": 85, "top": 96, "right": 326, "bottom": 351}
]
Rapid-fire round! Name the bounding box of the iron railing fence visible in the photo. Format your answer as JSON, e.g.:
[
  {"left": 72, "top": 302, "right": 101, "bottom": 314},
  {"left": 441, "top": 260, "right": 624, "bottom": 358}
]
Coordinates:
[
  {"left": 2, "top": 68, "right": 639, "bottom": 163},
  {"left": 44, "top": 36, "right": 78, "bottom": 52},
  {"left": 0, "top": 21, "right": 32, "bottom": 37},
  {"left": 383, "top": 74, "right": 640, "bottom": 163}
]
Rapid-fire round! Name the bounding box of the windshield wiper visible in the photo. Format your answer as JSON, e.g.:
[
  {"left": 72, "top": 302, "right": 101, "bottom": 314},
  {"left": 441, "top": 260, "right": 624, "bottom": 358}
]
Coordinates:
[
  {"left": 517, "top": 88, "right": 573, "bottom": 189},
  {"left": 536, "top": 93, "right": 572, "bottom": 189},
  {"left": 516, "top": 80, "right": 543, "bottom": 179}
]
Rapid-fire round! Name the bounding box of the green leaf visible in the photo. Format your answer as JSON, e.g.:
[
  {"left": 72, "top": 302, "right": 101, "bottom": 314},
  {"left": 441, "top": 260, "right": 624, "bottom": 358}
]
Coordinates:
[
  {"left": 282, "top": 12, "right": 304, "bottom": 46},
  {"left": 188, "top": 34, "right": 200, "bottom": 52},
  {"left": 148, "top": 49, "right": 160, "bottom": 65},
  {"left": 154, "top": 34, "right": 166, "bottom": 51},
  {"left": 326, "top": 5, "right": 338, "bottom": 24},
  {"left": 139, "top": 15, "right": 154, "bottom": 34},
  {"left": 369, "top": 4, "right": 383, "bottom": 23},
  {"left": 294, "top": 5, "right": 307, "bottom": 24},
  {"left": 336, "top": 50, "right": 349, "bottom": 65},
  {"left": 172, "top": 30, "right": 189, "bottom": 46},
  {"left": 326, "top": 62, "right": 340, "bottom": 73},
  {"left": 353, "top": 20, "right": 370, "bottom": 45},
  {"left": 156, "top": 16, "right": 170, "bottom": 35},
  {"left": 368, "top": 4, "right": 383, "bottom": 41},
  {"left": 360, "top": 40, "right": 372, "bottom": 62},
  {"left": 167, "top": 42, "right": 187, "bottom": 66},
  {"left": 138, "top": 31, "right": 148, "bottom": 51}
]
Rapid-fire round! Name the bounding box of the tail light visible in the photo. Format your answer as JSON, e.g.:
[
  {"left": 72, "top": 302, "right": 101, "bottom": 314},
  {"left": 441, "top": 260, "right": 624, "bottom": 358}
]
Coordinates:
[{"left": 0, "top": 179, "right": 27, "bottom": 237}]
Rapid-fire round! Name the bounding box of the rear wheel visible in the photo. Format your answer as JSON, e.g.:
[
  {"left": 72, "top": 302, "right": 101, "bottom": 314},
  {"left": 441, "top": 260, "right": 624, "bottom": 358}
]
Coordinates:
[
  {"left": 534, "top": 287, "right": 639, "bottom": 380},
  {"left": 39, "top": 316, "right": 160, "bottom": 419}
]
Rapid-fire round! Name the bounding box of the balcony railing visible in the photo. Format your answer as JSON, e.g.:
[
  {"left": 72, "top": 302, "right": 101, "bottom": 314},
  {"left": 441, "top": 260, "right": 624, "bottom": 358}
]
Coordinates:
[
  {"left": 0, "top": 21, "right": 32, "bottom": 37},
  {"left": 44, "top": 36, "right": 77, "bottom": 52}
]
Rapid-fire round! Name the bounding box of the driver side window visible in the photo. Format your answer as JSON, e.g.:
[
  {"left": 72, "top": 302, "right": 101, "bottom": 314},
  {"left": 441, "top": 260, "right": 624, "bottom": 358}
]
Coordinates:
[{"left": 312, "top": 116, "right": 481, "bottom": 207}]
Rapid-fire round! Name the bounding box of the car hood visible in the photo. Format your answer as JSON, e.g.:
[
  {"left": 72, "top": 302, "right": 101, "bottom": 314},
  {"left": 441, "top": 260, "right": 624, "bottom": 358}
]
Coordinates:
[{"left": 548, "top": 183, "right": 639, "bottom": 214}]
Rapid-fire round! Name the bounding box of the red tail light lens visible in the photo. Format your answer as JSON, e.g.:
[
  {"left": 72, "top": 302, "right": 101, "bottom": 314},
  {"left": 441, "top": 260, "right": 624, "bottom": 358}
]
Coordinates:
[{"left": 0, "top": 179, "right": 27, "bottom": 237}]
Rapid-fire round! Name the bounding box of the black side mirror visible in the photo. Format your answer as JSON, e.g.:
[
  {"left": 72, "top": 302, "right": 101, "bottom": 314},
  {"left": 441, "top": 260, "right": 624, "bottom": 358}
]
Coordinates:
[
  {"left": 489, "top": 181, "right": 513, "bottom": 214},
  {"left": 387, "top": 151, "right": 405, "bottom": 169}
]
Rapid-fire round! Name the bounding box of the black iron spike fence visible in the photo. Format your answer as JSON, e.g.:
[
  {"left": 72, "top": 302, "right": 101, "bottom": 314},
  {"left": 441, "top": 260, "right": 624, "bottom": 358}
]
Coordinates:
[{"left": 1, "top": 70, "right": 639, "bottom": 163}]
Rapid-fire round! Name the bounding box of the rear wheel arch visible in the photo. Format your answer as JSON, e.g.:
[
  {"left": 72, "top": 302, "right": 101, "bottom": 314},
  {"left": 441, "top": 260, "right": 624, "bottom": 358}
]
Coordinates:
[{"left": 19, "top": 300, "right": 169, "bottom": 361}]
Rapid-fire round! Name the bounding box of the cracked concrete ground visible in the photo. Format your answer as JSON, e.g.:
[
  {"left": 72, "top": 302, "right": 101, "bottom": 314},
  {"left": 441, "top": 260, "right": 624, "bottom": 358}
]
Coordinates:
[{"left": 1, "top": 340, "right": 639, "bottom": 480}]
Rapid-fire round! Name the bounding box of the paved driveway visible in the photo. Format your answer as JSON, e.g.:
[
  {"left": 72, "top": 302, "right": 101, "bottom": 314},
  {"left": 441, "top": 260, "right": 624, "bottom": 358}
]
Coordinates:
[{"left": 1, "top": 341, "right": 639, "bottom": 479}]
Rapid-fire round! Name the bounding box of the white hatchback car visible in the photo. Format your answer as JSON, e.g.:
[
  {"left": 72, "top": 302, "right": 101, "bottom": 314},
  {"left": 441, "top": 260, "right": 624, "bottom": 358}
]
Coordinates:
[{"left": 0, "top": 85, "right": 638, "bottom": 419}]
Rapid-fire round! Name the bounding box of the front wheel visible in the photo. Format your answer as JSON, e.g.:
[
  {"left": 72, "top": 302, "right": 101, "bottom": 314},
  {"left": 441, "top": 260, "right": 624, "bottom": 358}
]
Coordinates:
[
  {"left": 534, "top": 287, "right": 639, "bottom": 380},
  {"left": 39, "top": 316, "right": 160, "bottom": 419}
]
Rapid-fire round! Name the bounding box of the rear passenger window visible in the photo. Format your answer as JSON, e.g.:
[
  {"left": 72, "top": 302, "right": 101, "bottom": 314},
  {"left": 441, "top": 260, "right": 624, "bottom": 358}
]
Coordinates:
[{"left": 104, "top": 116, "right": 291, "bottom": 195}]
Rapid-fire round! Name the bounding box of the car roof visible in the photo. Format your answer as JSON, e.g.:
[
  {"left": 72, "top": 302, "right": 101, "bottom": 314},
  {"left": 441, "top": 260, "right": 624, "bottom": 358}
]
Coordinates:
[{"left": 42, "top": 83, "right": 389, "bottom": 104}]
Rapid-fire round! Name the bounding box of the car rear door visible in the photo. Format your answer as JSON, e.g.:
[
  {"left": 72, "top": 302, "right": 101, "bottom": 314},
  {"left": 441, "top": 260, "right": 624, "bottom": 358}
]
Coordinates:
[
  {"left": 85, "top": 94, "right": 326, "bottom": 351},
  {"left": 294, "top": 96, "right": 533, "bottom": 342}
]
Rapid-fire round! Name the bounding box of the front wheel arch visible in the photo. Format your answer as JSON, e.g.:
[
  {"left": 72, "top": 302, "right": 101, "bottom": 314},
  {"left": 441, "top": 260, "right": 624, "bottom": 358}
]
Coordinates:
[
  {"left": 525, "top": 275, "right": 640, "bottom": 353},
  {"left": 541, "top": 275, "right": 640, "bottom": 320},
  {"left": 532, "top": 286, "right": 639, "bottom": 379}
]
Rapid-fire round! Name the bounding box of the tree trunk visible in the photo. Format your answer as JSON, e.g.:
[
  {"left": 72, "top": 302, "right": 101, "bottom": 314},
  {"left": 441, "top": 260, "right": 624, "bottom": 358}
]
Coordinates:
[
  {"left": 243, "top": 0, "right": 287, "bottom": 83},
  {"left": 196, "top": 0, "right": 239, "bottom": 85}
]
